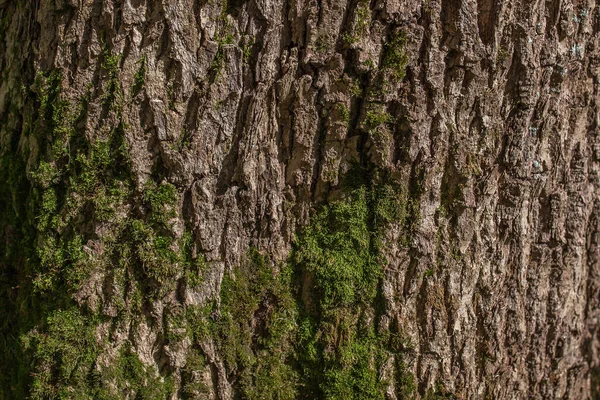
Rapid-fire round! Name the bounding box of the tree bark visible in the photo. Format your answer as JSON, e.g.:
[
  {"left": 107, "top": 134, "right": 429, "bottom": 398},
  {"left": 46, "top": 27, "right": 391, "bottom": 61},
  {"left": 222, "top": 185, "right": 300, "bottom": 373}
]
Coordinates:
[{"left": 1, "top": 0, "right": 599, "bottom": 398}]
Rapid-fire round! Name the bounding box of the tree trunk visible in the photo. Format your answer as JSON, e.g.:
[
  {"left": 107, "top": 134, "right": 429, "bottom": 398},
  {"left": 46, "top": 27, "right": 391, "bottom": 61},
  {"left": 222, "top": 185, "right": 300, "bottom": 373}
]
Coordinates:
[{"left": 1, "top": 0, "right": 599, "bottom": 399}]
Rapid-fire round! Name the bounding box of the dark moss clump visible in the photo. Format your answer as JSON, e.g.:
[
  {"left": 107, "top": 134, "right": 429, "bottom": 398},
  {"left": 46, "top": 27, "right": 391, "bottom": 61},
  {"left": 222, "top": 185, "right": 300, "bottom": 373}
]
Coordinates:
[
  {"left": 292, "top": 177, "right": 411, "bottom": 399},
  {"left": 382, "top": 33, "right": 409, "bottom": 82},
  {"left": 215, "top": 248, "right": 299, "bottom": 399},
  {"left": 21, "top": 308, "right": 99, "bottom": 399}
]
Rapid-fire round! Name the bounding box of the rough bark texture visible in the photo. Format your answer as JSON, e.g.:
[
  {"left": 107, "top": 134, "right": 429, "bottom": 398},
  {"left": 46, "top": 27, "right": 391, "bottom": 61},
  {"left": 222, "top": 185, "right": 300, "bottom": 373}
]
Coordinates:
[{"left": 1, "top": 0, "right": 600, "bottom": 399}]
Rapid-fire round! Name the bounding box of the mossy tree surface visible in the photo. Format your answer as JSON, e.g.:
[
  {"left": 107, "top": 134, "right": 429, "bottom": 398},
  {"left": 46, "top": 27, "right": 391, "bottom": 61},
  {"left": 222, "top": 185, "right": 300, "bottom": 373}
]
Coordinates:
[
  {"left": 1, "top": 84, "right": 419, "bottom": 397},
  {"left": 0, "top": 26, "right": 420, "bottom": 400},
  {"left": 291, "top": 168, "right": 417, "bottom": 399},
  {"left": 209, "top": 167, "right": 419, "bottom": 399},
  {"left": 215, "top": 249, "right": 299, "bottom": 399},
  {"left": 0, "top": 63, "right": 187, "bottom": 399}
]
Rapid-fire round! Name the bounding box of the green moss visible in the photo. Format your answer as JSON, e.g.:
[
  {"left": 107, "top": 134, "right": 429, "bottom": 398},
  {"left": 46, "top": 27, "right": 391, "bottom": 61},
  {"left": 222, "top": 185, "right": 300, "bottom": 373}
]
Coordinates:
[
  {"left": 350, "top": 79, "right": 363, "bottom": 98},
  {"left": 115, "top": 181, "right": 184, "bottom": 292},
  {"left": 30, "top": 161, "right": 58, "bottom": 188},
  {"left": 97, "top": 344, "right": 175, "bottom": 400},
  {"left": 288, "top": 167, "right": 419, "bottom": 399},
  {"left": 101, "top": 52, "right": 123, "bottom": 111},
  {"left": 21, "top": 308, "right": 100, "bottom": 400},
  {"left": 343, "top": 0, "right": 371, "bottom": 44},
  {"left": 0, "top": 63, "right": 186, "bottom": 397},
  {"left": 337, "top": 103, "right": 351, "bottom": 123},
  {"left": 131, "top": 55, "right": 147, "bottom": 97},
  {"left": 93, "top": 183, "right": 128, "bottom": 222},
  {"left": 165, "top": 307, "right": 191, "bottom": 343},
  {"left": 316, "top": 35, "right": 329, "bottom": 53},
  {"left": 215, "top": 249, "right": 299, "bottom": 399},
  {"left": 395, "top": 359, "right": 417, "bottom": 399},
  {"left": 365, "top": 106, "right": 392, "bottom": 131},
  {"left": 383, "top": 33, "right": 409, "bottom": 82},
  {"left": 34, "top": 234, "right": 80, "bottom": 293},
  {"left": 321, "top": 327, "right": 388, "bottom": 400},
  {"left": 37, "top": 187, "right": 58, "bottom": 230},
  {"left": 365, "top": 58, "right": 376, "bottom": 70},
  {"left": 242, "top": 35, "right": 255, "bottom": 63},
  {"left": 130, "top": 218, "right": 179, "bottom": 286},
  {"left": 210, "top": 29, "right": 236, "bottom": 81},
  {"left": 1, "top": 52, "right": 427, "bottom": 400},
  {"left": 186, "top": 303, "right": 215, "bottom": 343},
  {"left": 142, "top": 180, "right": 178, "bottom": 224},
  {"left": 167, "top": 83, "right": 176, "bottom": 111},
  {"left": 181, "top": 230, "right": 206, "bottom": 288},
  {"left": 294, "top": 213, "right": 380, "bottom": 397},
  {"left": 295, "top": 188, "right": 379, "bottom": 310},
  {"left": 181, "top": 349, "right": 210, "bottom": 398}
]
